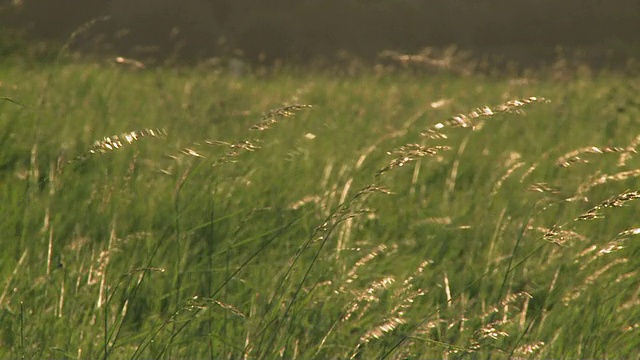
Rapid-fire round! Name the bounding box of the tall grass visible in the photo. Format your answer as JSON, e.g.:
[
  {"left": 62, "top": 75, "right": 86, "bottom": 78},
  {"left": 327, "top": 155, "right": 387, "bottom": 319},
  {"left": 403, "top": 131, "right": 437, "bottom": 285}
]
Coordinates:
[{"left": 0, "top": 59, "right": 639, "bottom": 359}]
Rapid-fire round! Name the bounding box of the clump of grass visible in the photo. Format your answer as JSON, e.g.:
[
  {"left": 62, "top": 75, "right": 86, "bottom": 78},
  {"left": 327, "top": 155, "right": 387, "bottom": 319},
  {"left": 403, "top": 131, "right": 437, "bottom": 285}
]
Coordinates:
[{"left": 3, "top": 59, "right": 640, "bottom": 359}]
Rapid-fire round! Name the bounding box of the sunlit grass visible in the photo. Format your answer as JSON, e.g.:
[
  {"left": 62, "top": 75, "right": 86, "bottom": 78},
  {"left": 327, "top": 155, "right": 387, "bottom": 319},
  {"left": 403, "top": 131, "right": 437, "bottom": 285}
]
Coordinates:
[{"left": 1, "top": 60, "right": 639, "bottom": 359}]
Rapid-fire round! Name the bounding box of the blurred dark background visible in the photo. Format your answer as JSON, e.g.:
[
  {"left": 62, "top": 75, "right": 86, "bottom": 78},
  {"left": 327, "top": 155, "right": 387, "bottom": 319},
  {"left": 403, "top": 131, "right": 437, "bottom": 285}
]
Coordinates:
[{"left": 1, "top": 0, "right": 639, "bottom": 69}]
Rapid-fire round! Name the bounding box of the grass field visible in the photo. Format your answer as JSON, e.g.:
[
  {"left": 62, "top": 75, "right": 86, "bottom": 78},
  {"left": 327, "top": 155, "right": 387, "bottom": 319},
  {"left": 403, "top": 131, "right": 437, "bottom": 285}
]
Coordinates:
[{"left": 1, "top": 58, "right": 639, "bottom": 359}]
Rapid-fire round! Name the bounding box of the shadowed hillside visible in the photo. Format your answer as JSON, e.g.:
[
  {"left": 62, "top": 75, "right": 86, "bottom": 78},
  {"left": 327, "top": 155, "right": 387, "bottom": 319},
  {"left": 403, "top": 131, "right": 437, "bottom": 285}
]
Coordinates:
[{"left": 2, "top": 0, "right": 640, "bottom": 67}]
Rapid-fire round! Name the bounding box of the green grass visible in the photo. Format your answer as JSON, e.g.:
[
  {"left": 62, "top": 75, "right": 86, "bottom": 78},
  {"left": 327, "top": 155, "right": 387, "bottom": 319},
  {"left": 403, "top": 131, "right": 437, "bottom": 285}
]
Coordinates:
[{"left": 1, "top": 59, "right": 639, "bottom": 359}]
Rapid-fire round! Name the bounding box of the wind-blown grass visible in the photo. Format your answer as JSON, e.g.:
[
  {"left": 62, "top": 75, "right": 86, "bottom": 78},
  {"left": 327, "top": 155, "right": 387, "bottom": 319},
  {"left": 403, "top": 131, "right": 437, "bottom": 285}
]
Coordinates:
[{"left": 0, "top": 60, "right": 639, "bottom": 359}]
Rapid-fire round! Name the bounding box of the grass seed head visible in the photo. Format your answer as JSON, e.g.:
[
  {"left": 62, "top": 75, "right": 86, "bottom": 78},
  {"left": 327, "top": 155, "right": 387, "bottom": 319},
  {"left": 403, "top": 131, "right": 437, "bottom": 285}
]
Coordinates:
[{"left": 73, "top": 128, "right": 167, "bottom": 162}]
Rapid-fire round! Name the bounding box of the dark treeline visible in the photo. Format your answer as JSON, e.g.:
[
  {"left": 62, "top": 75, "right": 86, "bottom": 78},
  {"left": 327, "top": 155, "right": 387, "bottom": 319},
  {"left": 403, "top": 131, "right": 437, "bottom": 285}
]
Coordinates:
[{"left": 2, "top": 0, "right": 639, "bottom": 67}]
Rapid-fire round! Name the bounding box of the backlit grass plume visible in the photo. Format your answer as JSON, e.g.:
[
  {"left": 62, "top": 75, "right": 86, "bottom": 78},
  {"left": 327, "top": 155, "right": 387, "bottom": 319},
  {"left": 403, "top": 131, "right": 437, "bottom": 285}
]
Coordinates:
[
  {"left": 380, "top": 97, "right": 548, "bottom": 176},
  {"left": 251, "top": 104, "right": 313, "bottom": 131},
  {"left": 557, "top": 145, "right": 626, "bottom": 168},
  {"left": 575, "top": 190, "right": 640, "bottom": 221},
  {"left": 72, "top": 128, "right": 167, "bottom": 162},
  {"left": 163, "top": 104, "right": 312, "bottom": 169},
  {"left": 377, "top": 144, "right": 451, "bottom": 176},
  {"left": 422, "top": 96, "right": 548, "bottom": 137}
]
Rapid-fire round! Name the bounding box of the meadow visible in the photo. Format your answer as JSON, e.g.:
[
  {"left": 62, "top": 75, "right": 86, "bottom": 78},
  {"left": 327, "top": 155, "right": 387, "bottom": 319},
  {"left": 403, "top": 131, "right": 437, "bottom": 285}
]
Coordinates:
[{"left": 0, "top": 57, "right": 639, "bottom": 359}]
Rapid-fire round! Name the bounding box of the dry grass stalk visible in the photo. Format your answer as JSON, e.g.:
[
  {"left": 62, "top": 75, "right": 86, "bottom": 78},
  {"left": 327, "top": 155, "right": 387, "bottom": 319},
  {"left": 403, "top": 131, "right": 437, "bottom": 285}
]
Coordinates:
[
  {"left": 377, "top": 144, "right": 450, "bottom": 176},
  {"left": 391, "top": 287, "right": 426, "bottom": 317},
  {"left": 355, "top": 105, "right": 437, "bottom": 172},
  {"left": 443, "top": 272, "right": 452, "bottom": 307},
  {"left": 378, "top": 47, "right": 474, "bottom": 76},
  {"left": 575, "top": 227, "right": 640, "bottom": 269},
  {"left": 185, "top": 296, "right": 246, "bottom": 318},
  {"left": 513, "top": 341, "right": 545, "bottom": 356},
  {"left": 416, "top": 217, "right": 452, "bottom": 226},
  {"left": 210, "top": 140, "right": 261, "bottom": 166},
  {"left": 420, "top": 293, "right": 534, "bottom": 357},
  {"left": 29, "top": 143, "right": 39, "bottom": 187},
  {"left": 390, "top": 261, "right": 429, "bottom": 317},
  {"left": 615, "top": 271, "right": 638, "bottom": 284},
  {"left": 160, "top": 103, "right": 310, "bottom": 171},
  {"left": 557, "top": 146, "right": 625, "bottom": 168},
  {"left": 421, "top": 129, "right": 448, "bottom": 139},
  {"left": 311, "top": 183, "right": 390, "bottom": 271},
  {"left": 623, "top": 323, "right": 640, "bottom": 332},
  {"left": 423, "top": 96, "right": 547, "bottom": 134},
  {"left": 319, "top": 184, "right": 339, "bottom": 218},
  {"left": 359, "top": 317, "right": 407, "bottom": 344},
  {"left": 617, "top": 134, "right": 640, "bottom": 167},
  {"left": 562, "top": 258, "right": 629, "bottom": 305},
  {"left": 503, "top": 151, "right": 522, "bottom": 168},
  {"left": 527, "top": 182, "right": 561, "bottom": 195},
  {"left": 345, "top": 244, "right": 388, "bottom": 284},
  {"left": 574, "top": 169, "right": 640, "bottom": 198},
  {"left": 519, "top": 162, "right": 539, "bottom": 183},
  {"left": 475, "top": 320, "right": 510, "bottom": 340},
  {"left": 46, "top": 227, "right": 54, "bottom": 276},
  {"left": 60, "top": 15, "right": 111, "bottom": 54},
  {"left": 288, "top": 195, "right": 322, "bottom": 210},
  {"left": 575, "top": 190, "right": 640, "bottom": 221},
  {"left": 337, "top": 178, "right": 355, "bottom": 235},
  {"left": 320, "top": 160, "right": 334, "bottom": 189},
  {"left": 180, "top": 147, "right": 205, "bottom": 158},
  {"left": 87, "top": 248, "right": 116, "bottom": 287},
  {"left": 0, "top": 250, "right": 28, "bottom": 308},
  {"left": 315, "top": 207, "right": 375, "bottom": 241},
  {"left": 318, "top": 184, "right": 392, "bottom": 228},
  {"left": 444, "top": 342, "right": 482, "bottom": 355},
  {"left": 577, "top": 239, "right": 626, "bottom": 270},
  {"left": 616, "top": 283, "right": 640, "bottom": 312},
  {"left": 479, "top": 292, "right": 532, "bottom": 321},
  {"left": 164, "top": 138, "right": 259, "bottom": 168},
  {"left": 430, "top": 98, "right": 453, "bottom": 109},
  {"left": 491, "top": 157, "right": 525, "bottom": 195},
  {"left": 114, "top": 56, "right": 145, "bottom": 70},
  {"left": 250, "top": 104, "right": 312, "bottom": 131},
  {"left": 345, "top": 260, "right": 429, "bottom": 358},
  {"left": 617, "top": 227, "right": 640, "bottom": 237},
  {"left": 444, "top": 135, "right": 470, "bottom": 202},
  {"left": 532, "top": 225, "right": 588, "bottom": 246},
  {"left": 58, "top": 268, "right": 65, "bottom": 317},
  {"left": 354, "top": 184, "right": 394, "bottom": 198},
  {"left": 341, "top": 276, "right": 396, "bottom": 323},
  {"left": 74, "top": 128, "right": 167, "bottom": 162}
]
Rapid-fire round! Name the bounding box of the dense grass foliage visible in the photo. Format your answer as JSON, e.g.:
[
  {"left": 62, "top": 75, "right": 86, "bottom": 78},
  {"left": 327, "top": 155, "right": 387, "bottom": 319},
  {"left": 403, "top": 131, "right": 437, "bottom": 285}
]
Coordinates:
[{"left": 1, "top": 61, "right": 639, "bottom": 359}]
